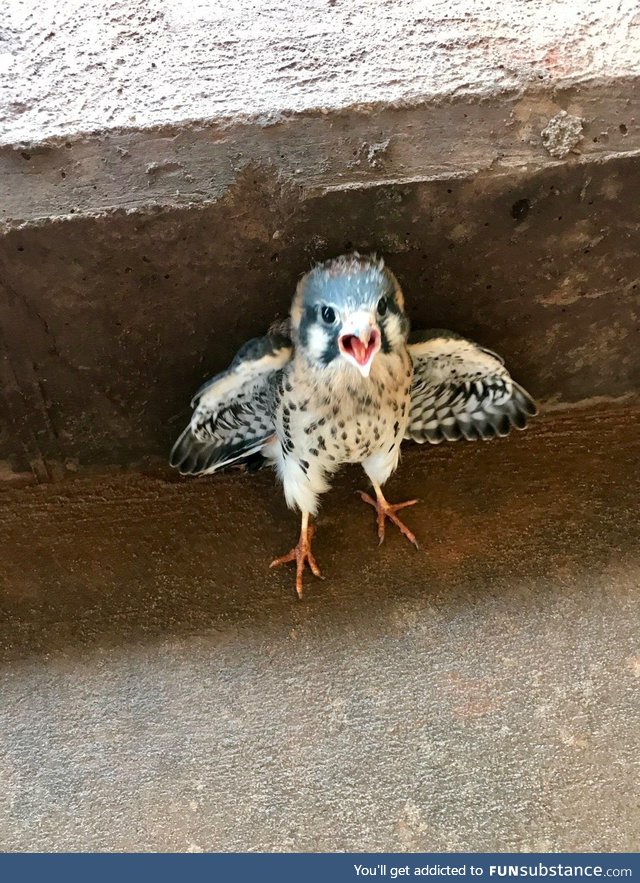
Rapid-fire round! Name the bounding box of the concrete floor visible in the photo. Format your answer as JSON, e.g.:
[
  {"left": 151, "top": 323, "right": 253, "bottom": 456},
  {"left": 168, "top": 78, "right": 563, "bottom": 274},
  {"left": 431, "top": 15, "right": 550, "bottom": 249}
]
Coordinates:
[{"left": 0, "top": 404, "right": 638, "bottom": 852}]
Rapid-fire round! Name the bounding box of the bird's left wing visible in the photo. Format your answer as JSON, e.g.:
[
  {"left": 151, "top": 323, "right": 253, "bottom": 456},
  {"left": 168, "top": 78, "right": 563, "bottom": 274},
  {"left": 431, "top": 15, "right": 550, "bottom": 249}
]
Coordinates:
[
  {"left": 406, "top": 329, "right": 537, "bottom": 445},
  {"left": 170, "top": 322, "right": 292, "bottom": 475}
]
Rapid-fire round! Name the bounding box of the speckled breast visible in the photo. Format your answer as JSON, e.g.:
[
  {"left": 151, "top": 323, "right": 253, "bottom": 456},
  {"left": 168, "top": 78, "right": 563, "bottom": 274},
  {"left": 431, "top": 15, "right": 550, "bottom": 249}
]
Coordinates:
[{"left": 278, "top": 350, "right": 412, "bottom": 468}]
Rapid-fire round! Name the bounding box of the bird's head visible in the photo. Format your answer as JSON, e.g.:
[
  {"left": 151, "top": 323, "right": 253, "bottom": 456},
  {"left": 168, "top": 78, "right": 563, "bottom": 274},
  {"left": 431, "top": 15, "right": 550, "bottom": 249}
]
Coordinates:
[{"left": 291, "top": 253, "right": 409, "bottom": 377}]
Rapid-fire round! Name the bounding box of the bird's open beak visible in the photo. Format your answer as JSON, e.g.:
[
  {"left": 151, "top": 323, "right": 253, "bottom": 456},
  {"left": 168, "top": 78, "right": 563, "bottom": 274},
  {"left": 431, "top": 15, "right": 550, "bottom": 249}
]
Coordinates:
[{"left": 338, "top": 311, "right": 381, "bottom": 377}]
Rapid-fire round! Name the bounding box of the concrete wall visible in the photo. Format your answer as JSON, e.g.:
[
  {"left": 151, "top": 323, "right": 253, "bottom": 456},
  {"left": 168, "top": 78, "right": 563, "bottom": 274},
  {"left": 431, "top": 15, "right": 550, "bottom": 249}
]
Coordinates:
[
  {"left": 4, "top": 0, "right": 639, "bottom": 146},
  {"left": 2, "top": 155, "right": 639, "bottom": 480},
  {"left": 1, "top": 0, "right": 639, "bottom": 481}
]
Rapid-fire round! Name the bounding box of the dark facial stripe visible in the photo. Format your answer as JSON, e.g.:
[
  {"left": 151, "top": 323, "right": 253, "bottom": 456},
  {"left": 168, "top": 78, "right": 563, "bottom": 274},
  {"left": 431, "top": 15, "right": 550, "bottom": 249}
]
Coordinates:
[{"left": 320, "top": 333, "right": 340, "bottom": 366}]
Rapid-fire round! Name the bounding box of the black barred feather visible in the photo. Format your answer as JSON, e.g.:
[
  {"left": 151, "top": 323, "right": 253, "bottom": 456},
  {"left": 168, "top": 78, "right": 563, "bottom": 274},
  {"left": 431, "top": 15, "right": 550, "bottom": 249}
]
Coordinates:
[
  {"left": 406, "top": 330, "right": 537, "bottom": 446},
  {"left": 170, "top": 322, "right": 293, "bottom": 475}
]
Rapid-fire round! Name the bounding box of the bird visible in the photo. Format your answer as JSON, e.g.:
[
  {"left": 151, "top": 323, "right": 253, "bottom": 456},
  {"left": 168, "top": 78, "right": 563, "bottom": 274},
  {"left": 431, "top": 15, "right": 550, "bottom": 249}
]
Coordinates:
[{"left": 170, "top": 253, "right": 537, "bottom": 598}]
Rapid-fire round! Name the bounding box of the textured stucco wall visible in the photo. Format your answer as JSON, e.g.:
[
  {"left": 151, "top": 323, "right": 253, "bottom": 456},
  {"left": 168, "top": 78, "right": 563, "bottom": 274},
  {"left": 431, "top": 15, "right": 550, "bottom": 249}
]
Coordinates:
[
  {"left": 2, "top": 0, "right": 640, "bottom": 226},
  {"left": 3, "top": 0, "right": 639, "bottom": 145}
]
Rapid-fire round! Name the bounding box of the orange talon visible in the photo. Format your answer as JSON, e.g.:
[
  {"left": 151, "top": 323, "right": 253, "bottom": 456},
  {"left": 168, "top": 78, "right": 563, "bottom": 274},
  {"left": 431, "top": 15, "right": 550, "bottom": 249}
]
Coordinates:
[
  {"left": 358, "top": 486, "right": 419, "bottom": 548},
  {"left": 270, "top": 515, "right": 323, "bottom": 599}
]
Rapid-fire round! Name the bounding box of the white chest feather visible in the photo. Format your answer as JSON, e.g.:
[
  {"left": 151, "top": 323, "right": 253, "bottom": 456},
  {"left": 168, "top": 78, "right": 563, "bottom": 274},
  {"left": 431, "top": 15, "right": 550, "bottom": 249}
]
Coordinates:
[{"left": 274, "top": 349, "right": 412, "bottom": 512}]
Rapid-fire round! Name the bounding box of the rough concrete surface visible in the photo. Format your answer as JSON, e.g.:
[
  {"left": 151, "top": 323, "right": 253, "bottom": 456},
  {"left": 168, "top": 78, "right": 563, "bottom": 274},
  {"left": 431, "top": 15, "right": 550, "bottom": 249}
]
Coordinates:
[
  {"left": 1, "top": 155, "right": 639, "bottom": 479},
  {"left": 3, "top": 0, "right": 639, "bottom": 145},
  {"left": 2, "top": 2, "right": 640, "bottom": 225},
  {"left": 0, "top": 405, "right": 639, "bottom": 851},
  {"left": 3, "top": 80, "right": 640, "bottom": 227}
]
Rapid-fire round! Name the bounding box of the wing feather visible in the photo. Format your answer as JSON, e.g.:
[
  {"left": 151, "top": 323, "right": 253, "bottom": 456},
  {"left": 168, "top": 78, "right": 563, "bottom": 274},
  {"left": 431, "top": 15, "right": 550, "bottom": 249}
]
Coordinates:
[
  {"left": 406, "top": 330, "right": 537, "bottom": 446},
  {"left": 170, "top": 322, "right": 292, "bottom": 475}
]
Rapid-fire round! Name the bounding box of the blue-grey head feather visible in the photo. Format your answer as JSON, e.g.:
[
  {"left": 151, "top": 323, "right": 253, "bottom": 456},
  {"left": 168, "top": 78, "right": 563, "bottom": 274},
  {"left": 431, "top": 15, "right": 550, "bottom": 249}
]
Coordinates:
[
  {"left": 292, "top": 253, "right": 409, "bottom": 366},
  {"left": 301, "top": 253, "right": 395, "bottom": 312}
]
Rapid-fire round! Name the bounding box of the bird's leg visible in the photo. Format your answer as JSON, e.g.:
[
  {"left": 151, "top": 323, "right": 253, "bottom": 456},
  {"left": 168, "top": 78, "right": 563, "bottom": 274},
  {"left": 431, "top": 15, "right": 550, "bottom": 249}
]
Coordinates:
[
  {"left": 270, "top": 511, "right": 323, "bottom": 599},
  {"left": 358, "top": 481, "right": 419, "bottom": 548}
]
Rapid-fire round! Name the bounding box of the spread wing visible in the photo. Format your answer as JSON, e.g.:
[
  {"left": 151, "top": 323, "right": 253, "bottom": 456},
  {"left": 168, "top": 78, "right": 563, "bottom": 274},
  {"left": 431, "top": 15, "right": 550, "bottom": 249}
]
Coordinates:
[
  {"left": 170, "top": 322, "right": 292, "bottom": 475},
  {"left": 406, "top": 329, "right": 537, "bottom": 445}
]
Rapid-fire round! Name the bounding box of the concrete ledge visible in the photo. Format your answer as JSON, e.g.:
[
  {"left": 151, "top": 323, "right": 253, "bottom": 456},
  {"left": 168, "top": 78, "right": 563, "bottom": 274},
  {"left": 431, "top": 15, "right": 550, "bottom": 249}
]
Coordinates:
[
  {"left": 2, "top": 81, "right": 639, "bottom": 227},
  {"left": 3, "top": 0, "right": 640, "bottom": 227}
]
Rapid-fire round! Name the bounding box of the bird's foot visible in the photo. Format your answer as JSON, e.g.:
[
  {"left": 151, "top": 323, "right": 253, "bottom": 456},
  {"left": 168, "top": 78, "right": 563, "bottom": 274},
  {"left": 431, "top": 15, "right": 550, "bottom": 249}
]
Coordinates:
[
  {"left": 270, "top": 523, "right": 323, "bottom": 599},
  {"left": 358, "top": 490, "right": 419, "bottom": 548}
]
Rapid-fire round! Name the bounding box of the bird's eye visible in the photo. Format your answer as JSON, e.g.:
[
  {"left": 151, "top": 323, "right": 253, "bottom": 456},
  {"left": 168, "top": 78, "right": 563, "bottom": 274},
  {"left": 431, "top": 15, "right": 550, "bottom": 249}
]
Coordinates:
[
  {"left": 377, "top": 297, "right": 388, "bottom": 316},
  {"left": 320, "top": 305, "right": 336, "bottom": 325}
]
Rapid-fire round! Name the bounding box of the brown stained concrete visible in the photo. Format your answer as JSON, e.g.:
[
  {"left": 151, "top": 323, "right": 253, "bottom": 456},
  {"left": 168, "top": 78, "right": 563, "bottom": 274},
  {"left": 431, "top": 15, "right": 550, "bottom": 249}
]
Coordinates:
[
  {"left": 0, "top": 404, "right": 638, "bottom": 851},
  {"left": 3, "top": 82, "right": 639, "bottom": 228},
  {"left": 1, "top": 156, "right": 639, "bottom": 479}
]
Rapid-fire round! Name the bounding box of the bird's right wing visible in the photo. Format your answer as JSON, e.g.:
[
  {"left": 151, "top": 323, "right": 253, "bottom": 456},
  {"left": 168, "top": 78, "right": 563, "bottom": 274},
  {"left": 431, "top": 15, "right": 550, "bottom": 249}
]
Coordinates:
[
  {"left": 406, "top": 329, "right": 537, "bottom": 444},
  {"left": 170, "top": 322, "right": 292, "bottom": 475}
]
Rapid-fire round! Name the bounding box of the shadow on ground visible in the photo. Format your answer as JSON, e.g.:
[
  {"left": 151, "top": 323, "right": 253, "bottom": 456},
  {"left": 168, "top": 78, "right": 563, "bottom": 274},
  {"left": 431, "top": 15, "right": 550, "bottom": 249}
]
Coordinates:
[{"left": 0, "top": 405, "right": 638, "bottom": 851}]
